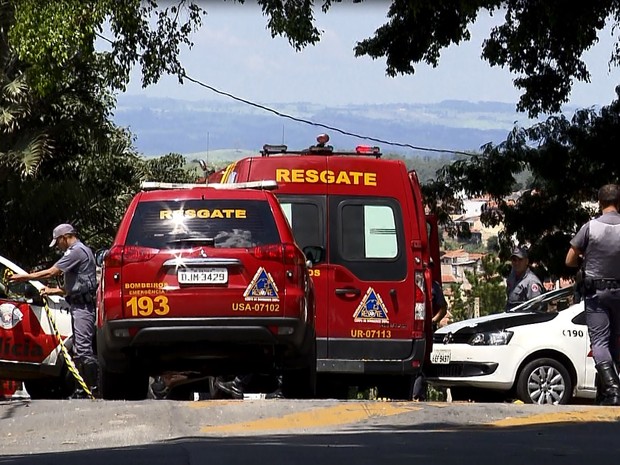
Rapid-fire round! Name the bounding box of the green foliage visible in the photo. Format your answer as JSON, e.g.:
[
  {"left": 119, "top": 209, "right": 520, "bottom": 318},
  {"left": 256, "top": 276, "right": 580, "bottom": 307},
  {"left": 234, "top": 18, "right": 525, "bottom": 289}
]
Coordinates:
[
  {"left": 352, "top": 1, "right": 618, "bottom": 118},
  {"left": 424, "top": 93, "right": 620, "bottom": 278},
  {"left": 486, "top": 235, "right": 499, "bottom": 252},
  {"left": 144, "top": 153, "right": 198, "bottom": 183},
  {"left": 448, "top": 283, "right": 469, "bottom": 323},
  {"left": 9, "top": 1, "right": 205, "bottom": 96},
  {"left": 384, "top": 152, "right": 453, "bottom": 184},
  {"left": 448, "top": 254, "right": 506, "bottom": 323}
]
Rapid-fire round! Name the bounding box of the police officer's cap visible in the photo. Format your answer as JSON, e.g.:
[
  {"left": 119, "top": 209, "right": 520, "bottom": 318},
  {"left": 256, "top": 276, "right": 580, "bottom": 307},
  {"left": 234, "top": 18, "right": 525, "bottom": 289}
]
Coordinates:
[
  {"left": 510, "top": 247, "right": 528, "bottom": 260},
  {"left": 49, "top": 223, "right": 76, "bottom": 247}
]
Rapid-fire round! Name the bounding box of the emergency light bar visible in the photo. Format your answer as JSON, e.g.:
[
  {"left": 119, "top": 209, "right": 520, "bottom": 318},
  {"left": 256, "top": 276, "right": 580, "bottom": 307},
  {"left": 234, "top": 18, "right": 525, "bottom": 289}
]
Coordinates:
[
  {"left": 356, "top": 145, "right": 381, "bottom": 155},
  {"left": 141, "top": 180, "right": 278, "bottom": 191},
  {"left": 262, "top": 144, "right": 288, "bottom": 156}
]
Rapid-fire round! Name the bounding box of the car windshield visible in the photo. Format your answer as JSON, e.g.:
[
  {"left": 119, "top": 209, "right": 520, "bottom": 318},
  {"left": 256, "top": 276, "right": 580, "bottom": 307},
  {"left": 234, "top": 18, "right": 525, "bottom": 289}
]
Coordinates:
[
  {"left": 509, "top": 286, "right": 577, "bottom": 314},
  {"left": 125, "top": 199, "right": 281, "bottom": 249},
  {"left": 0, "top": 257, "right": 41, "bottom": 302}
]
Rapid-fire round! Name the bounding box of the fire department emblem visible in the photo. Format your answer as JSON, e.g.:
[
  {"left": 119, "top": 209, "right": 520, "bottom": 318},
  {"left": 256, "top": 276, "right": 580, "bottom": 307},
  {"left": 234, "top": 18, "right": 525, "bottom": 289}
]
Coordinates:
[
  {"left": 243, "top": 267, "right": 279, "bottom": 302},
  {"left": 353, "top": 287, "right": 389, "bottom": 324},
  {"left": 0, "top": 303, "right": 23, "bottom": 330}
]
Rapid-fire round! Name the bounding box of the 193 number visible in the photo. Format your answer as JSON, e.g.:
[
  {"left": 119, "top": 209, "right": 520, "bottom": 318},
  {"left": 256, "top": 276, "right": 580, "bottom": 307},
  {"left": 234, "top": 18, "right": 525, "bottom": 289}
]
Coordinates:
[{"left": 126, "top": 296, "right": 170, "bottom": 317}]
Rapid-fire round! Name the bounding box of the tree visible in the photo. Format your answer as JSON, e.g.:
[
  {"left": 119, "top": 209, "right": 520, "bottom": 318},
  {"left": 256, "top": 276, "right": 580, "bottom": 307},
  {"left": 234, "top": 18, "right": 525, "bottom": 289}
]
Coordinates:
[
  {"left": 1, "top": 0, "right": 148, "bottom": 267},
  {"left": 10, "top": 1, "right": 619, "bottom": 117},
  {"left": 448, "top": 254, "right": 506, "bottom": 323},
  {"left": 8, "top": 0, "right": 204, "bottom": 96},
  {"left": 5, "top": 0, "right": 620, "bottom": 274},
  {"left": 424, "top": 92, "right": 620, "bottom": 277},
  {"left": 144, "top": 153, "right": 198, "bottom": 184}
]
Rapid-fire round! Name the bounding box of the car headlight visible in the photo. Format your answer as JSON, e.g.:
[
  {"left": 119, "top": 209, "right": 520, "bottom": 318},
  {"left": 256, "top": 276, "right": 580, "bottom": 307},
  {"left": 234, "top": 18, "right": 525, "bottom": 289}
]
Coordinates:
[{"left": 469, "top": 330, "right": 513, "bottom": 346}]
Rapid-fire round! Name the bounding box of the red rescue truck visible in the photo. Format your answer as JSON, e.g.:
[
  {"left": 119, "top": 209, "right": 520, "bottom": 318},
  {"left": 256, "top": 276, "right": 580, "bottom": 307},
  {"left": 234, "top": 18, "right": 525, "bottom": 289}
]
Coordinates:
[{"left": 208, "top": 135, "right": 440, "bottom": 398}]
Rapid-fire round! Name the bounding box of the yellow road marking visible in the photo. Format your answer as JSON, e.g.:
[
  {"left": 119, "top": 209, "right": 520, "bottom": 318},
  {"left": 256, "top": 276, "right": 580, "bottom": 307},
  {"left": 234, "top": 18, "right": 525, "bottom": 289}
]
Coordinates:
[
  {"left": 491, "top": 408, "right": 620, "bottom": 427},
  {"left": 201, "top": 402, "right": 420, "bottom": 433}
]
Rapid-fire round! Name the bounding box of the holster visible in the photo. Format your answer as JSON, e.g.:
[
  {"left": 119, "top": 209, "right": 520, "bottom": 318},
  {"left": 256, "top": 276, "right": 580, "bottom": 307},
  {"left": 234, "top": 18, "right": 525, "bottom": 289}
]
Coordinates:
[{"left": 66, "top": 291, "right": 95, "bottom": 305}]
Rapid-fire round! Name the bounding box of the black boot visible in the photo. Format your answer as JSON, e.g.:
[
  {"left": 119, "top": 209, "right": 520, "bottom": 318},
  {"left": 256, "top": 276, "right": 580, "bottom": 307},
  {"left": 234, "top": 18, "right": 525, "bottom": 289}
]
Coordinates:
[
  {"left": 214, "top": 375, "right": 246, "bottom": 399},
  {"left": 69, "top": 361, "right": 89, "bottom": 399},
  {"left": 595, "top": 361, "right": 620, "bottom": 406},
  {"left": 265, "top": 375, "right": 284, "bottom": 399},
  {"left": 82, "top": 361, "right": 100, "bottom": 399}
]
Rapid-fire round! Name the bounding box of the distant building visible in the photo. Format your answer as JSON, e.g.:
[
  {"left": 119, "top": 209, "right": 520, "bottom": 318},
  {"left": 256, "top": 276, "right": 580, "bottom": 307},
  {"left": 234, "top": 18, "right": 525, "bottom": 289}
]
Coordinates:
[{"left": 440, "top": 249, "right": 485, "bottom": 291}]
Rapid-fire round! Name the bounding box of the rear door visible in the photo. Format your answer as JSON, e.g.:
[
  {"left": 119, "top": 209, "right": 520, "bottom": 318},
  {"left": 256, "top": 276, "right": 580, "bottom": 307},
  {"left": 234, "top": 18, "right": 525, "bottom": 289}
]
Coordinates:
[
  {"left": 426, "top": 215, "right": 442, "bottom": 283},
  {"left": 276, "top": 195, "right": 328, "bottom": 355},
  {"left": 120, "top": 198, "right": 287, "bottom": 319},
  {"left": 326, "top": 194, "right": 413, "bottom": 360}
]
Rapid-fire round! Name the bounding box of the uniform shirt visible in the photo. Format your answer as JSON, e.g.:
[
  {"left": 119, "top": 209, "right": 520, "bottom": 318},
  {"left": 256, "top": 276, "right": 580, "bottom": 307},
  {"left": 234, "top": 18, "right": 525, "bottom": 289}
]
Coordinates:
[
  {"left": 505, "top": 268, "right": 543, "bottom": 311},
  {"left": 570, "top": 211, "right": 620, "bottom": 280},
  {"left": 431, "top": 281, "right": 447, "bottom": 316},
  {"left": 54, "top": 240, "right": 97, "bottom": 297}
]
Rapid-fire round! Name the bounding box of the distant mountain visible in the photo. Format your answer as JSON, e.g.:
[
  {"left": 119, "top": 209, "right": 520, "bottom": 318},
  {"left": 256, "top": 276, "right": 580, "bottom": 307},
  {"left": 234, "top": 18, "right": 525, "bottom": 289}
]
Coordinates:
[{"left": 113, "top": 95, "right": 541, "bottom": 158}]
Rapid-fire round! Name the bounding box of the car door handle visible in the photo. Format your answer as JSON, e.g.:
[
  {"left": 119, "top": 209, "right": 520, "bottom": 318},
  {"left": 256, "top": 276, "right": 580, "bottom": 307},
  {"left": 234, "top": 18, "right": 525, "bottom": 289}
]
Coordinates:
[{"left": 335, "top": 288, "right": 361, "bottom": 296}]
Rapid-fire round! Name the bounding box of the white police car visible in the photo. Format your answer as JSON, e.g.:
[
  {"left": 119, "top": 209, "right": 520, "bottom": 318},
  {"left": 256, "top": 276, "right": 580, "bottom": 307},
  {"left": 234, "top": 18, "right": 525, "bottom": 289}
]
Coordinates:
[
  {"left": 427, "top": 287, "right": 596, "bottom": 405},
  {"left": 0, "top": 254, "right": 74, "bottom": 398}
]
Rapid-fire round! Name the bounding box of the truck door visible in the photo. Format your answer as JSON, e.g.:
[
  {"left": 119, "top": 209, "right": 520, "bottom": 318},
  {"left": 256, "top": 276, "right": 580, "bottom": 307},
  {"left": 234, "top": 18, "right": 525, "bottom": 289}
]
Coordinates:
[
  {"left": 426, "top": 214, "right": 441, "bottom": 283},
  {"left": 326, "top": 195, "right": 413, "bottom": 361},
  {"left": 276, "top": 195, "right": 329, "bottom": 358}
]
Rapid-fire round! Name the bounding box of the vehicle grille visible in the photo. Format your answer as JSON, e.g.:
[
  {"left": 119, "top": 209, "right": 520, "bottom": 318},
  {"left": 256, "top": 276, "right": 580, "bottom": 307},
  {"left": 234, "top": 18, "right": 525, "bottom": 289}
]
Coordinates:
[
  {"left": 426, "top": 362, "right": 498, "bottom": 378},
  {"left": 433, "top": 333, "right": 472, "bottom": 344}
]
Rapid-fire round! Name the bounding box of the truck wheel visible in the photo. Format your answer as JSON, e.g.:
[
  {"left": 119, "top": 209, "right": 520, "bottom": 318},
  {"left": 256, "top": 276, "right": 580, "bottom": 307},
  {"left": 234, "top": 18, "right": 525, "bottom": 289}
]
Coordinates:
[{"left": 516, "top": 358, "right": 572, "bottom": 405}]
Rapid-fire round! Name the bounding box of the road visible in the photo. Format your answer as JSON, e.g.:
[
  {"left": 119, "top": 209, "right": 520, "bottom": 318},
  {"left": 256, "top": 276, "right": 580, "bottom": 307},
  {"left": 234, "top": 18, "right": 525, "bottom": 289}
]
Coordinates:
[{"left": 1, "top": 398, "right": 619, "bottom": 464}]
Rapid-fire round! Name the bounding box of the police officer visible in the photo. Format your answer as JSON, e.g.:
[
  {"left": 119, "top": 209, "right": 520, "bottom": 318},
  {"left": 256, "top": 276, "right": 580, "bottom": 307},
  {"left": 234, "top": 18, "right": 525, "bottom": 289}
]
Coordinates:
[
  {"left": 566, "top": 184, "right": 620, "bottom": 406},
  {"left": 505, "top": 246, "right": 543, "bottom": 311},
  {"left": 10, "top": 223, "right": 99, "bottom": 398}
]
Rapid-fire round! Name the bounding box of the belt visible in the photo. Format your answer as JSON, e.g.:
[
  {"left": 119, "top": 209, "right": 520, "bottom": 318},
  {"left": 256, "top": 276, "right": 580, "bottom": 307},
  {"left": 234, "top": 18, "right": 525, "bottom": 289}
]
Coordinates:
[{"left": 592, "top": 279, "right": 620, "bottom": 290}]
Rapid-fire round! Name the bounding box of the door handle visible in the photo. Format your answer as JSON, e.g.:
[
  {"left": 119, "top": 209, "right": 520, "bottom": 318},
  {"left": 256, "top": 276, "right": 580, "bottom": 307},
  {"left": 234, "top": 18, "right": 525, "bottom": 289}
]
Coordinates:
[{"left": 335, "top": 288, "right": 361, "bottom": 296}]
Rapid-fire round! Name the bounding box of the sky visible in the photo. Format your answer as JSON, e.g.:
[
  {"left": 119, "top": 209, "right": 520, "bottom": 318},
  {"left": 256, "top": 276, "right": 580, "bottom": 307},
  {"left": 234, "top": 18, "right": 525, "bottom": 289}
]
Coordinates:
[{"left": 123, "top": 2, "right": 620, "bottom": 111}]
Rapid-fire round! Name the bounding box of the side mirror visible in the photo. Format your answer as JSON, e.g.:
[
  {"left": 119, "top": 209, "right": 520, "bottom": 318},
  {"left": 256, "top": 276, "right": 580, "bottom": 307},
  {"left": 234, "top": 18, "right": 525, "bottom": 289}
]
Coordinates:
[
  {"left": 95, "top": 248, "right": 108, "bottom": 268},
  {"left": 303, "top": 245, "right": 325, "bottom": 265},
  {"left": 28, "top": 294, "right": 46, "bottom": 307},
  {"left": 24, "top": 283, "right": 44, "bottom": 306}
]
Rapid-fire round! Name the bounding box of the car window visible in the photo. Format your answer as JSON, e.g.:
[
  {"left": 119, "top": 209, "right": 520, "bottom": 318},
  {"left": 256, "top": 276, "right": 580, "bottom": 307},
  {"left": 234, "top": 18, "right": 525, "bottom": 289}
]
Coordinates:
[
  {"left": 278, "top": 197, "right": 326, "bottom": 250},
  {"left": 0, "top": 261, "right": 38, "bottom": 301},
  {"left": 512, "top": 287, "right": 576, "bottom": 314},
  {"left": 330, "top": 195, "right": 406, "bottom": 281},
  {"left": 125, "top": 199, "right": 281, "bottom": 249}
]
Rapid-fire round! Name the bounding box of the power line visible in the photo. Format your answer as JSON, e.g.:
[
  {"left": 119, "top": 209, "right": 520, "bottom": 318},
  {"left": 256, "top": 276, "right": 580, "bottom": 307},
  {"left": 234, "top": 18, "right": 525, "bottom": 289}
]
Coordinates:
[
  {"left": 96, "top": 31, "right": 474, "bottom": 156},
  {"left": 181, "top": 73, "right": 473, "bottom": 156}
]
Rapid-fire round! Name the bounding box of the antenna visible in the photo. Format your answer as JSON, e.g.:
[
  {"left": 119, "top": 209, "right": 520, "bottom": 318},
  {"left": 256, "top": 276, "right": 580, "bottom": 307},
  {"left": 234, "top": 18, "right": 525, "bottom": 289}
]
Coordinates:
[
  {"left": 206, "top": 131, "right": 210, "bottom": 165},
  {"left": 282, "top": 125, "right": 285, "bottom": 145}
]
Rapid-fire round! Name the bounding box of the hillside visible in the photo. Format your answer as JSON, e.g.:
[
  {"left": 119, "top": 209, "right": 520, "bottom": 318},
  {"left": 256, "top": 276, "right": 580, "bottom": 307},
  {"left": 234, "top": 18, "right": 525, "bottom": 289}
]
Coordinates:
[{"left": 113, "top": 95, "right": 543, "bottom": 157}]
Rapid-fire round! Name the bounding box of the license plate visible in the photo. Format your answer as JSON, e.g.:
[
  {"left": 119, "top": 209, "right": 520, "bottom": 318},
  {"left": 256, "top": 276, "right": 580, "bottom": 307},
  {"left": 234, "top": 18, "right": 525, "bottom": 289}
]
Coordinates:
[
  {"left": 178, "top": 268, "right": 228, "bottom": 284},
  {"left": 430, "top": 349, "right": 451, "bottom": 364}
]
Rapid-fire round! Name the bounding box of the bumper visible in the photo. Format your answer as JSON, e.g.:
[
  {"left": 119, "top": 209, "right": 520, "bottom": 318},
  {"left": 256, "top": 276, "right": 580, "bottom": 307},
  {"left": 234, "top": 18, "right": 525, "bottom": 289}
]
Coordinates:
[
  {"left": 316, "top": 338, "right": 426, "bottom": 375},
  {"left": 0, "top": 360, "right": 61, "bottom": 381},
  {"left": 98, "top": 317, "right": 312, "bottom": 373},
  {"left": 426, "top": 344, "right": 522, "bottom": 390}
]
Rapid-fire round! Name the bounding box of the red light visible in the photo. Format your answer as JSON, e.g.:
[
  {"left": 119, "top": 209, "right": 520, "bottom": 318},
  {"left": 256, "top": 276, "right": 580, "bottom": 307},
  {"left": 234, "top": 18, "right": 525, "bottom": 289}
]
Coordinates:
[
  {"left": 252, "top": 243, "right": 305, "bottom": 265},
  {"left": 356, "top": 145, "right": 380, "bottom": 154},
  {"left": 252, "top": 244, "right": 283, "bottom": 261},
  {"left": 105, "top": 245, "right": 159, "bottom": 266}
]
